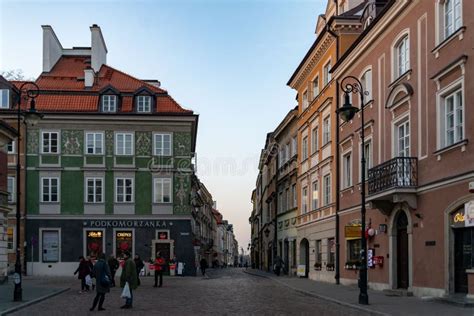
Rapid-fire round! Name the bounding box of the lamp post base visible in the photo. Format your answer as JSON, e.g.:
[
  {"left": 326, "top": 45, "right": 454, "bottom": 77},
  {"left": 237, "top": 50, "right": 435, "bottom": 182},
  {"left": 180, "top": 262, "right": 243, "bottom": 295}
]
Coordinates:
[
  {"left": 13, "top": 282, "right": 22, "bottom": 301},
  {"left": 358, "top": 292, "right": 369, "bottom": 305}
]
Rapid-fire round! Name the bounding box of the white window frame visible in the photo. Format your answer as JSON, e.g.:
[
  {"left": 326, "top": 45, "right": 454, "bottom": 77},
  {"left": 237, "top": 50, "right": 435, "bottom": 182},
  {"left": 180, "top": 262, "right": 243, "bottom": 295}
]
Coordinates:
[
  {"left": 360, "top": 68, "right": 372, "bottom": 102},
  {"left": 302, "top": 186, "right": 308, "bottom": 214},
  {"left": 41, "top": 177, "right": 59, "bottom": 203},
  {"left": 342, "top": 151, "right": 352, "bottom": 189},
  {"left": 85, "top": 177, "right": 104, "bottom": 203},
  {"left": 40, "top": 228, "right": 61, "bottom": 263},
  {"left": 312, "top": 180, "right": 319, "bottom": 211},
  {"left": 85, "top": 132, "right": 104, "bottom": 155},
  {"left": 137, "top": 95, "right": 152, "bottom": 113},
  {"left": 115, "top": 177, "right": 134, "bottom": 203},
  {"left": 153, "top": 133, "right": 172, "bottom": 156},
  {"left": 437, "top": 79, "right": 465, "bottom": 149},
  {"left": 323, "top": 174, "right": 331, "bottom": 206},
  {"left": 302, "top": 136, "right": 308, "bottom": 161},
  {"left": 443, "top": 0, "right": 462, "bottom": 40},
  {"left": 291, "top": 137, "right": 297, "bottom": 157},
  {"left": 41, "top": 131, "right": 60, "bottom": 154},
  {"left": 323, "top": 116, "right": 331, "bottom": 145},
  {"left": 311, "top": 127, "right": 319, "bottom": 154},
  {"left": 323, "top": 60, "right": 332, "bottom": 86},
  {"left": 302, "top": 90, "right": 309, "bottom": 110},
  {"left": 0, "top": 89, "right": 10, "bottom": 109},
  {"left": 392, "top": 33, "right": 410, "bottom": 80},
  {"left": 292, "top": 183, "right": 297, "bottom": 208},
  {"left": 285, "top": 143, "right": 290, "bottom": 163},
  {"left": 115, "top": 132, "right": 134, "bottom": 156},
  {"left": 312, "top": 75, "right": 320, "bottom": 99},
  {"left": 102, "top": 95, "right": 117, "bottom": 112},
  {"left": 7, "top": 140, "right": 15, "bottom": 154},
  {"left": 393, "top": 116, "right": 410, "bottom": 157},
  {"left": 153, "top": 178, "right": 172, "bottom": 203},
  {"left": 7, "top": 176, "right": 15, "bottom": 203}
]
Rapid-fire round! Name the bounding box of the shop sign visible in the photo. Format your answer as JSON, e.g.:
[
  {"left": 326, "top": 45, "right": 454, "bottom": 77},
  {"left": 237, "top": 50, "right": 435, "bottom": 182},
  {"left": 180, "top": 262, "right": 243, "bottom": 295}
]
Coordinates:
[
  {"left": 84, "top": 220, "right": 172, "bottom": 228},
  {"left": 367, "top": 248, "right": 374, "bottom": 268},
  {"left": 87, "top": 231, "right": 102, "bottom": 238},
  {"left": 158, "top": 232, "right": 168, "bottom": 240},
  {"left": 345, "top": 225, "right": 362, "bottom": 238},
  {"left": 297, "top": 264, "right": 306, "bottom": 277}
]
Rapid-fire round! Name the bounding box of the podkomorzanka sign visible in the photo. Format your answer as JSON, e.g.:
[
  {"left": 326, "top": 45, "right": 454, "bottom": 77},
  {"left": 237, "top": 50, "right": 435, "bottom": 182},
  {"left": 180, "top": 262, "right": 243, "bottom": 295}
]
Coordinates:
[{"left": 83, "top": 220, "right": 173, "bottom": 228}]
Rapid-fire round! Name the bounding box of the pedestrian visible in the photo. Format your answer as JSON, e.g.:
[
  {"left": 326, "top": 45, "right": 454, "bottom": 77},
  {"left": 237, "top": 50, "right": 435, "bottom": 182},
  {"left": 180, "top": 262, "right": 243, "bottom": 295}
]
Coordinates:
[
  {"left": 273, "top": 256, "right": 284, "bottom": 276},
  {"left": 153, "top": 252, "right": 165, "bottom": 288},
  {"left": 199, "top": 257, "right": 208, "bottom": 276},
  {"left": 134, "top": 254, "right": 145, "bottom": 286},
  {"left": 74, "top": 256, "right": 91, "bottom": 293},
  {"left": 120, "top": 251, "right": 138, "bottom": 309},
  {"left": 89, "top": 253, "right": 112, "bottom": 312},
  {"left": 107, "top": 255, "right": 119, "bottom": 287},
  {"left": 87, "top": 256, "right": 95, "bottom": 290}
]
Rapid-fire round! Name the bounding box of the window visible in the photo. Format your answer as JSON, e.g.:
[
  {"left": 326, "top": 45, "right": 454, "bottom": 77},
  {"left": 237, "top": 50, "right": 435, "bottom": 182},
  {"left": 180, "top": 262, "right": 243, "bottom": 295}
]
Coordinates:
[
  {"left": 115, "top": 230, "right": 133, "bottom": 259},
  {"left": 362, "top": 141, "right": 372, "bottom": 180},
  {"left": 279, "top": 192, "right": 283, "bottom": 213},
  {"left": 323, "top": 116, "right": 330, "bottom": 145},
  {"left": 42, "top": 132, "right": 59, "bottom": 154},
  {"left": 302, "top": 186, "right": 308, "bottom": 214},
  {"left": 444, "top": 0, "right": 462, "bottom": 39},
  {"left": 7, "top": 227, "right": 14, "bottom": 251},
  {"left": 302, "top": 136, "right": 308, "bottom": 161},
  {"left": 85, "top": 132, "right": 103, "bottom": 155},
  {"left": 395, "top": 36, "right": 409, "bottom": 78},
  {"left": 85, "top": 230, "right": 104, "bottom": 259},
  {"left": 137, "top": 95, "right": 152, "bottom": 113},
  {"left": 315, "top": 240, "right": 322, "bottom": 263},
  {"left": 291, "top": 137, "right": 297, "bottom": 157},
  {"left": 323, "top": 61, "right": 331, "bottom": 85},
  {"left": 395, "top": 120, "right": 410, "bottom": 157},
  {"left": 292, "top": 184, "right": 297, "bottom": 208},
  {"left": 311, "top": 127, "right": 318, "bottom": 154},
  {"left": 323, "top": 174, "right": 331, "bottom": 206},
  {"left": 115, "top": 133, "right": 133, "bottom": 155},
  {"left": 154, "top": 133, "right": 172, "bottom": 156},
  {"left": 328, "top": 238, "right": 335, "bottom": 264},
  {"left": 7, "top": 176, "right": 15, "bottom": 203},
  {"left": 0, "top": 89, "right": 9, "bottom": 109},
  {"left": 442, "top": 89, "right": 463, "bottom": 147},
  {"left": 102, "top": 95, "right": 117, "bottom": 112},
  {"left": 285, "top": 144, "right": 290, "bottom": 163},
  {"left": 116, "top": 178, "right": 133, "bottom": 203},
  {"left": 42, "top": 230, "right": 60, "bottom": 262},
  {"left": 312, "top": 76, "right": 319, "bottom": 99},
  {"left": 86, "top": 178, "right": 103, "bottom": 203},
  {"left": 41, "top": 177, "right": 59, "bottom": 202},
  {"left": 279, "top": 148, "right": 285, "bottom": 167},
  {"left": 154, "top": 178, "right": 172, "bottom": 203},
  {"left": 312, "top": 181, "right": 318, "bottom": 210},
  {"left": 342, "top": 152, "right": 352, "bottom": 189},
  {"left": 7, "top": 141, "right": 15, "bottom": 154},
  {"left": 361, "top": 69, "right": 372, "bottom": 102},
  {"left": 302, "top": 91, "right": 309, "bottom": 110},
  {"left": 285, "top": 188, "right": 289, "bottom": 211},
  {"left": 348, "top": 239, "right": 361, "bottom": 262}
]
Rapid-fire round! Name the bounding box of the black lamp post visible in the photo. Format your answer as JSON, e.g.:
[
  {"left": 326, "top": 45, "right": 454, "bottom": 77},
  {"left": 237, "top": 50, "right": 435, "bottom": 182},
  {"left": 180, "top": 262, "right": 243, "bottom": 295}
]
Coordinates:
[
  {"left": 13, "top": 82, "right": 42, "bottom": 301},
  {"left": 336, "top": 76, "right": 369, "bottom": 305}
]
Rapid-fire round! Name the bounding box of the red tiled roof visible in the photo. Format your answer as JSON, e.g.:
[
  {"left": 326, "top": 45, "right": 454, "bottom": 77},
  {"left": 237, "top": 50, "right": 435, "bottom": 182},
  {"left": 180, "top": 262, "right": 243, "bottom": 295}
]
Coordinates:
[{"left": 32, "top": 56, "right": 193, "bottom": 114}]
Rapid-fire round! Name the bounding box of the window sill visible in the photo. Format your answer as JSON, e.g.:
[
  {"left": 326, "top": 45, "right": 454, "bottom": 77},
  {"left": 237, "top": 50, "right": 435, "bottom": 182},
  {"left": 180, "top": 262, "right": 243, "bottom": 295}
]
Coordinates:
[
  {"left": 340, "top": 186, "right": 354, "bottom": 194},
  {"left": 321, "top": 141, "right": 331, "bottom": 150},
  {"left": 153, "top": 202, "right": 173, "bottom": 205},
  {"left": 114, "top": 202, "right": 134, "bottom": 204},
  {"left": 40, "top": 202, "right": 60, "bottom": 205},
  {"left": 434, "top": 139, "right": 468, "bottom": 157},
  {"left": 84, "top": 202, "right": 105, "bottom": 205},
  {"left": 389, "top": 69, "right": 412, "bottom": 89},
  {"left": 432, "top": 27, "right": 466, "bottom": 58}
]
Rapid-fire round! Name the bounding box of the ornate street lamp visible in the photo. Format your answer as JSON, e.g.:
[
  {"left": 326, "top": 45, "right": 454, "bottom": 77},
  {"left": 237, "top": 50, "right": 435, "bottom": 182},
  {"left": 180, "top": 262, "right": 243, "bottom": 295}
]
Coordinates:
[
  {"left": 13, "top": 82, "right": 42, "bottom": 301},
  {"left": 336, "top": 76, "right": 369, "bottom": 305}
]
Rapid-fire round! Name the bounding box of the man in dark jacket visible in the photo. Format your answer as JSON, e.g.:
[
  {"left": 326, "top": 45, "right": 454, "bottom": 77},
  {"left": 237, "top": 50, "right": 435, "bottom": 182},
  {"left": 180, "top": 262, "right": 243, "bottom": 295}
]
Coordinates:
[
  {"left": 200, "top": 258, "right": 208, "bottom": 276},
  {"left": 134, "top": 254, "right": 145, "bottom": 286},
  {"left": 120, "top": 251, "right": 138, "bottom": 309},
  {"left": 90, "top": 253, "right": 111, "bottom": 311},
  {"left": 107, "top": 255, "right": 119, "bottom": 287}
]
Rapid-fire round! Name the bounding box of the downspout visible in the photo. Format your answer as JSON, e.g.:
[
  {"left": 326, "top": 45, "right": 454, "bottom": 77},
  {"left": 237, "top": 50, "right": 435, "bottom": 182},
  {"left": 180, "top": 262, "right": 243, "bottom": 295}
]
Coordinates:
[
  {"left": 274, "top": 142, "right": 279, "bottom": 273},
  {"left": 327, "top": 22, "right": 340, "bottom": 285}
]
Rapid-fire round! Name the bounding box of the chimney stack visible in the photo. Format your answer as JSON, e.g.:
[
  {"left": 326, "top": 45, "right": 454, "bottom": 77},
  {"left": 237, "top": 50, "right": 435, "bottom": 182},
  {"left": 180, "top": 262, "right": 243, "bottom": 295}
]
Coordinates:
[
  {"left": 90, "top": 24, "right": 108, "bottom": 72},
  {"left": 42, "top": 25, "right": 63, "bottom": 72}
]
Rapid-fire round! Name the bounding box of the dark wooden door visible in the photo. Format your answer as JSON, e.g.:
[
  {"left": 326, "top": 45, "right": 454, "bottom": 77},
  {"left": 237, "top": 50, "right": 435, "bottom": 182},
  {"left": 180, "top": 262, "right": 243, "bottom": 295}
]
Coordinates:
[
  {"left": 397, "top": 212, "right": 409, "bottom": 289},
  {"left": 284, "top": 240, "right": 289, "bottom": 275},
  {"left": 454, "top": 228, "right": 472, "bottom": 293}
]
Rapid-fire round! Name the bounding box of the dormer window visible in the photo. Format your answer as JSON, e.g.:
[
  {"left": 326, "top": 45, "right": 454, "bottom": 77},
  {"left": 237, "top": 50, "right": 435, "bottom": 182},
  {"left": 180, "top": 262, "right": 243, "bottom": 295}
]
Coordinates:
[
  {"left": 0, "top": 89, "right": 10, "bottom": 109},
  {"left": 102, "top": 95, "right": 117, "bottom": 112},
  {"left": 137, "top": 96, "right": 151, "bottom": 113}
]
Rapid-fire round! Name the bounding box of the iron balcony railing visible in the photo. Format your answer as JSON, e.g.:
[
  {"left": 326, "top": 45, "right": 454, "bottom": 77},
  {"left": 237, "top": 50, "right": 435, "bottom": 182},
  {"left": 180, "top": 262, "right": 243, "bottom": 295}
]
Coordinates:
[{"left": 368, "top": 157, "right": 418, "bottom": 195}]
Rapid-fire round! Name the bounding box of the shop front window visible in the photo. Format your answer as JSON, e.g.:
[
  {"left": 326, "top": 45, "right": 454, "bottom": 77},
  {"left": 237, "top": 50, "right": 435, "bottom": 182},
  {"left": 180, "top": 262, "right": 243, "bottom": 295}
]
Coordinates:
[
  {"left": 116, "top": 230, "right": 133, "bottom": 260},
  {"left": 347, "top": 239, "right": 361, "bottom": 262},
  {"left": 86, "top": 230, "right": 104, "bottom": 259},
  {"left": 42, "top": 230, "right": 60, "bottom": 262}
]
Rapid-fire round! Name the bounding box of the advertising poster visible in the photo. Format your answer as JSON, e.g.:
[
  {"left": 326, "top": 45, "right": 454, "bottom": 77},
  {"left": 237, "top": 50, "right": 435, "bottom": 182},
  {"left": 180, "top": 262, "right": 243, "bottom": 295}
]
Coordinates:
[{"left": 465, "top": 201, "right": 474, "bottom": 227}]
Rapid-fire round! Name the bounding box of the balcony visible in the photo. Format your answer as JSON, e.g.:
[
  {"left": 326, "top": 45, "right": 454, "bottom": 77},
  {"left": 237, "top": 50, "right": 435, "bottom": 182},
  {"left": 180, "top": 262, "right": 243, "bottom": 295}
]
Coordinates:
[{"left": 367, "top": 157, "right": 417, "bottom": 214}]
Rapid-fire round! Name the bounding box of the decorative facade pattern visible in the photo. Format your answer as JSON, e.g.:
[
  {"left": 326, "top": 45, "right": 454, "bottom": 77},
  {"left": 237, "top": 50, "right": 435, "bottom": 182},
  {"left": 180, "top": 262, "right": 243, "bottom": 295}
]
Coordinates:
[
  {"left": 174, "top": 132, "right": 192, "bottom": 157},
  {"left": 105, "top": 130, "right": 114, "bottom": 155},
  {"left": 27, "top": 129, "right": 39, "bottom": 154},
  {"left": 135, "top": 131, "right": 152, "bottom": 156},
  {"left": 62, "top": 130, "right": 83, "bottom": 155},
  {"left": 174, "top": 174, "right": 191, "bottom": 214}
]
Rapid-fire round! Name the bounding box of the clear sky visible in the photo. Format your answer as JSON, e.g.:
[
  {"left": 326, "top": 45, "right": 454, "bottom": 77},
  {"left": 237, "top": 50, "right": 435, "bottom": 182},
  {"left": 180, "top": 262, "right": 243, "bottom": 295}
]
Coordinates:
[{"left": 0, "top": 0, "right": 325, "bottom": 252}]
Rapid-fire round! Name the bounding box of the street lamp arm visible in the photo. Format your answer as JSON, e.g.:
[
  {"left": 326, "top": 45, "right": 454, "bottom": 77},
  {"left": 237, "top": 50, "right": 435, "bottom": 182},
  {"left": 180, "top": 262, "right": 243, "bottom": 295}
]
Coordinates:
[{"left": 340, "top": 75, "right": 368, "bottom": 99}]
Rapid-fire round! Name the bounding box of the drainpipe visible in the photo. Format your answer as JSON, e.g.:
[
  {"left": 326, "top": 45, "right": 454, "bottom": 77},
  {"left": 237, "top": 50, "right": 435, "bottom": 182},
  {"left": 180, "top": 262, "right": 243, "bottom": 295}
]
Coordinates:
[
  {"left": 335, "top": 81, "right": 341, "bottom": 285},
  {"left": 274, "top": 141, "right": 279, "bottom": 273}
]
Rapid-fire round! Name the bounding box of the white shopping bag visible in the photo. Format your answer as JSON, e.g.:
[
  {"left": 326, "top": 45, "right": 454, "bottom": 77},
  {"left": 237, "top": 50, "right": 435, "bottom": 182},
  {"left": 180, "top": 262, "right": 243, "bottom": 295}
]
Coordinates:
[
  {"left": 121, "top": 282, "right": 131, "bottom": 299},
  {"left": 85, "top": 274, "right": 92, "bottom": 287},
  {"left": 139, "top": 267, "right": 145, "bottom": 276}
]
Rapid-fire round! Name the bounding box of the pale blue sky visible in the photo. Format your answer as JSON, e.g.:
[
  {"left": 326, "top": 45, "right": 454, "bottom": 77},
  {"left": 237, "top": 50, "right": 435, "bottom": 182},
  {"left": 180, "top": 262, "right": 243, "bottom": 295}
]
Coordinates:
[{"left": 0, "top": 0, "right": 325, "bottom": 251}]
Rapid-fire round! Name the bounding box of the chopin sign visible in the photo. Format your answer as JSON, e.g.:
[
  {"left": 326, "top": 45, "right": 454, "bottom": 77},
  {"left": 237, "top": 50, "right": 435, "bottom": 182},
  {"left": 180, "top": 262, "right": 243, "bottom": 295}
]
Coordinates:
[{"left": 84, "top": 220, "right": 172, "bottom": 228}]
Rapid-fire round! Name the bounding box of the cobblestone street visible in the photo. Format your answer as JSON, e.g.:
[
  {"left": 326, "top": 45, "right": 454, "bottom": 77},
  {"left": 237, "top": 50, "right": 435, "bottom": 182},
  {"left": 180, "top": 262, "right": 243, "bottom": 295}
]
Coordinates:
[{"left": 10, "top": 268, "right": 364, "bottom": 316}]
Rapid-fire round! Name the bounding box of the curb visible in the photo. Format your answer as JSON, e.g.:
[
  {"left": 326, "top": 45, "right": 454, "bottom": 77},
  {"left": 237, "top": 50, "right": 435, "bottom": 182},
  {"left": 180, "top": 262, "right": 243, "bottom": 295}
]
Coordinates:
[
  {"left": 0, "top": 287, "right": 70, "bottom": 316},
  {"left": 243, "top": 270, "right": 388, "bottom": 316}
]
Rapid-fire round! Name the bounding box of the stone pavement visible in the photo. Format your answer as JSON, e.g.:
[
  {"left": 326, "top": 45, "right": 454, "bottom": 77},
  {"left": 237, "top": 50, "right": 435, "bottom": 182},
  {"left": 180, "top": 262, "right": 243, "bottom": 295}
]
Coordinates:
[
  {"left": 243, "top": 268, "right": 474, "bottom": 316},
  {"left": 0, "top": 276, "right": 70, "bottom": 315},
  {"left": 7, "top": 268, "right": 372, "bottom": 315}
]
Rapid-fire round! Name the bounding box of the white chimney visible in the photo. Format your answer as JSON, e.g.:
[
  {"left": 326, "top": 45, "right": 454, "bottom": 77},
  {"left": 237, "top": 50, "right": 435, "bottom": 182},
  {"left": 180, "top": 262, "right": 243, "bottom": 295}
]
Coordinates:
[
  {"left": 90, "top": 24, "right": 107, "bottom": 72},
  {"left": 42, "top": 25, "right": 63, "bottom": 72},
  {"left": 84, "top": 67, "right": 95, "bottom": 88}
]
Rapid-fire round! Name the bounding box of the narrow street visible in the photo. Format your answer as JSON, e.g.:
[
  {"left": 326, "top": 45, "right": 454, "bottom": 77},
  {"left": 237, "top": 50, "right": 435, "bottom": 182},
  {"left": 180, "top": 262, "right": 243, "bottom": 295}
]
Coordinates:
[{"left": 11, "top": 269, "right": 362, "bottom": 315}]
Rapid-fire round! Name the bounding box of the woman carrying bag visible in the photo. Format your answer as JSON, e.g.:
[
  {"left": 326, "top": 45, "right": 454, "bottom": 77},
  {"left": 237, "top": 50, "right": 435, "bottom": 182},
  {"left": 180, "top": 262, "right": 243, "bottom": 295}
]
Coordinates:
[
  {"left": 89, "top": 253, "right": 112, "bottom": 311},
  {"left": 120, "top": 251, "right": 138, "bottom": 309}
]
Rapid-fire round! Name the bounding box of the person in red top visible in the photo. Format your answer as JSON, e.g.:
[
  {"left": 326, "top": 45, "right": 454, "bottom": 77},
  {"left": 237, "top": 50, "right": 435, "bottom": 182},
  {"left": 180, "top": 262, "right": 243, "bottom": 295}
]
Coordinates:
[{"left": 154, "top": 252, "right": 165, "bottom": 288}]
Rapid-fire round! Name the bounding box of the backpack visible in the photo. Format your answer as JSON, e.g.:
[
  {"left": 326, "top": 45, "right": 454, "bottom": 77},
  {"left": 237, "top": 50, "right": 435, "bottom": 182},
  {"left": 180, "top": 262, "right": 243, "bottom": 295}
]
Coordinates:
[{"left": 99, "top": 261, "right": 111, "bottom": 287}]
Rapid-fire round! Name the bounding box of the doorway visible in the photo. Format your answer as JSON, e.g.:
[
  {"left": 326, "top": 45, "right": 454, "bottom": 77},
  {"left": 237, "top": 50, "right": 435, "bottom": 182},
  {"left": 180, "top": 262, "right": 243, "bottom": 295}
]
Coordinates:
[
  {"left": 454, "top": 228, "right": 472, "bottom": 293},
  {"left": 396, "top": 211, "right": 409, "bottom": 289},
  {"left": 299, "top": 238, "right": 309, "bottom": 278},
  {"left": 284, "top": 239, "right": 289, "bottom": 275}
]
